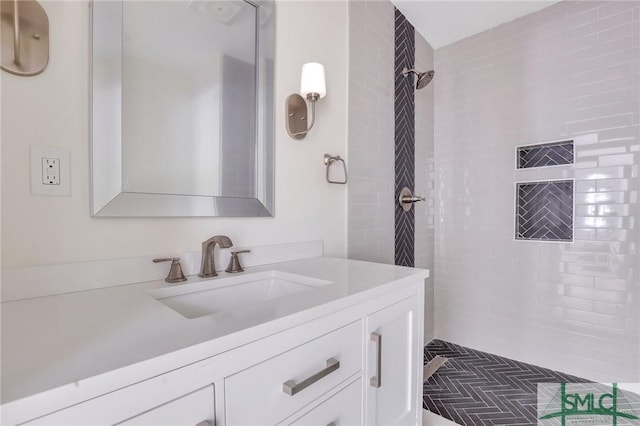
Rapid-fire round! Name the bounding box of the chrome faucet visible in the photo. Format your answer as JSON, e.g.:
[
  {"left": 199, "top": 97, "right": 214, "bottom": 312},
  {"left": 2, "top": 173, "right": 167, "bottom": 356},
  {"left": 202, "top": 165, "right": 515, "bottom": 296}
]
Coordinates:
[
  {"left": 199, "top": 235, "right": 233, "bottom": 278},
  {"left": 153, "top": 257, "right": 187, "bottom": 283}
]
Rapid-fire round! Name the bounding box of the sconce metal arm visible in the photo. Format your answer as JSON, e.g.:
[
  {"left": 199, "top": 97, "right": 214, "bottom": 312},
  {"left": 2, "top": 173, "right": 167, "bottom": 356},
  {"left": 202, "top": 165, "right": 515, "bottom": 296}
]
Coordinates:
[
  {"left": 13, "top": 0, "right": 22, "bottom": 66},
  {"left": 1, "top": 0, "right": 50, "bottom": 76},
  {"left": 291, "top": 93, "right": 319, "bottom": 137}
]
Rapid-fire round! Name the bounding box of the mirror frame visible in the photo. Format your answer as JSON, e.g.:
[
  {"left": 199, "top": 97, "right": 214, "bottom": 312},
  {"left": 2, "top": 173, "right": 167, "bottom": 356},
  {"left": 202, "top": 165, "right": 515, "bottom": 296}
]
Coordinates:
[{"left": 89, "top": 0, "right": 275, "bottom": 217}]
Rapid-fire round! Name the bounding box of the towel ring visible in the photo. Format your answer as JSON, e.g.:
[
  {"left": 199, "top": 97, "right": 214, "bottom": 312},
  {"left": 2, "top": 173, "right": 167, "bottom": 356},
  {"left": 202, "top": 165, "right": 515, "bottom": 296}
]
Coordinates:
[{"left": 323, "top": 154, "right": 348, "bottom": 185}]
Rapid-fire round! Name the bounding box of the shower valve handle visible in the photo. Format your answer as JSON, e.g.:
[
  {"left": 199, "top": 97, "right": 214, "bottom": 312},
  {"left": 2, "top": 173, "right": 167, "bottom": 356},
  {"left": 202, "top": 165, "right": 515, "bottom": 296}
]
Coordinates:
[
  {"left": 398, "top": 187, "right": 424, "bottom": 212},
  {"left": 401, "top": 195, "right": 425, "bottom": 203}
]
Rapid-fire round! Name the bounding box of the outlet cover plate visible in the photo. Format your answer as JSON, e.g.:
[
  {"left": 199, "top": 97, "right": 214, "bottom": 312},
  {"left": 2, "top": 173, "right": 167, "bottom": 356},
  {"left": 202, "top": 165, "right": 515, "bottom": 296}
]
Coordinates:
[{"left": 30, "top": 146, "right": 71, "bottom": 196}]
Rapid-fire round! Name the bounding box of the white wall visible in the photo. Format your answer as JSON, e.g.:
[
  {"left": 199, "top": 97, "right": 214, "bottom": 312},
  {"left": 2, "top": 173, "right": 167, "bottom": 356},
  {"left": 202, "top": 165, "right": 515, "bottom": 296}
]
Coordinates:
[
  {"left": 0, "top": 1, "right": 349, "bottom": 268},
  {"left": 434, "top": 0, "right": 640, "bottom": 382}
]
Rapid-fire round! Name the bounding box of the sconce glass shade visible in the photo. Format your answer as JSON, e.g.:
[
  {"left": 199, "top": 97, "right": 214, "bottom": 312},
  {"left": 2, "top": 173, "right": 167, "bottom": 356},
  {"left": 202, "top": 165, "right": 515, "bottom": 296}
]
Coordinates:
[{"left": 300, "top": 62, "right": 326, "bottom": 99}]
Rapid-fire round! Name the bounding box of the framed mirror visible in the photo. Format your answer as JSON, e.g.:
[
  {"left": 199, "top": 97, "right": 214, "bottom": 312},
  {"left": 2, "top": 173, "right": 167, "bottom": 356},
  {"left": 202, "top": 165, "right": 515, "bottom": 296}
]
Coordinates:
[{"left": 90, "top": 0, "right": 275, "bottom": 217}]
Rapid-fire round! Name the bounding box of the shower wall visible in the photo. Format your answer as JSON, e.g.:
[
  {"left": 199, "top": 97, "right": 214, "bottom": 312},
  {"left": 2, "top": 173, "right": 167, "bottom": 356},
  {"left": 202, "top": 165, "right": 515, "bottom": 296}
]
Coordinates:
[
  {"left": 394, "top": 8, "right": 416, "bottom": 267},
  {"left": 347, "top": 0, "right": 395, "bottom": 265},
  {"left": 347, "top": 1, "right": 435, "bottom": 341},
  {"left": 434, "top": 0, "right": 640, "bottom": 382},
  {"left": 414, "top": 25, "right": 436, "bottom": 341}
]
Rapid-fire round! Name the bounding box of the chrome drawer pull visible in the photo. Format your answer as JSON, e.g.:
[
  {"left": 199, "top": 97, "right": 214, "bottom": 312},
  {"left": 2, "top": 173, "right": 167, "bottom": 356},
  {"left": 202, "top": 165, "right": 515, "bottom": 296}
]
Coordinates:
[
  {"left": 370, "top": 332, "right": 382, "bottom": 388},
  {"left": 282, "top": 358, "right": 340, "bottom": 396}
]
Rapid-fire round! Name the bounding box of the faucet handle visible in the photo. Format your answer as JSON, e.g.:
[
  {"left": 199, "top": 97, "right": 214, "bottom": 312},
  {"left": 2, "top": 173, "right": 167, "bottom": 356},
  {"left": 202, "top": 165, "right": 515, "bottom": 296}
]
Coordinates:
[
  {"left": 153, "top": 258, "right": 187, "bottom": 283},
  {"left": 225, "top": 250, "right": 251, "bottom": 274}
]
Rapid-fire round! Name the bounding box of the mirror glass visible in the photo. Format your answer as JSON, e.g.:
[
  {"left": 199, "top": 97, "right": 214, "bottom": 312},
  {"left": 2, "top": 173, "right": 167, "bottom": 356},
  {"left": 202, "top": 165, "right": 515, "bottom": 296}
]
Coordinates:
[{"left": 91, "top": 0, "right": 275, "bottom": 217}]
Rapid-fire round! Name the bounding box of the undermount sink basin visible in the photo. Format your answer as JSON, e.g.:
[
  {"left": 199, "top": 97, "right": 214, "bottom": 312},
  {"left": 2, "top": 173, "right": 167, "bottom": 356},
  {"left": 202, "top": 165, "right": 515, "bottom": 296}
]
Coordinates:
[{"left": 147, "top": 270, "right": 332, "bottom": 319}]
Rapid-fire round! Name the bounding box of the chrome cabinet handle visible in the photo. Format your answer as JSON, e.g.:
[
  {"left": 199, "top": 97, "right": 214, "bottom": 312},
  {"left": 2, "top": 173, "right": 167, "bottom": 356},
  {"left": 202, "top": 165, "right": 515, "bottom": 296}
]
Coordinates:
[
  {"left": 195, "top": 421, "right": 211, "bottom": 426},
  {"left": 283, "top": 358, "right": 340, "bottom": 396},
  {"left": 370, "top": 332, "right": 382, "bottom": 388}
]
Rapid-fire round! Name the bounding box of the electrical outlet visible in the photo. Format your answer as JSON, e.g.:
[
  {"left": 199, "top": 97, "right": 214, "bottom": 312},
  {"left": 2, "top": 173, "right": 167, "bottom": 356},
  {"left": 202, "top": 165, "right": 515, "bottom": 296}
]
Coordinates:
[
  {"left": 30, "top": 146, "right": 71, "bottom": 196},
  {"left": 42, "top": 158, "right": 60, "bottom": 185}
]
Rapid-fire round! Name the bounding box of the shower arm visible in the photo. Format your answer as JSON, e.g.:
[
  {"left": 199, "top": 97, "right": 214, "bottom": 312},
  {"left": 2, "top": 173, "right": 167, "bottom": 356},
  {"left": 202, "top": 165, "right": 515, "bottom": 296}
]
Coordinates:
[{"left": 402, "top": 68, "right": 417, "bottom": 77}]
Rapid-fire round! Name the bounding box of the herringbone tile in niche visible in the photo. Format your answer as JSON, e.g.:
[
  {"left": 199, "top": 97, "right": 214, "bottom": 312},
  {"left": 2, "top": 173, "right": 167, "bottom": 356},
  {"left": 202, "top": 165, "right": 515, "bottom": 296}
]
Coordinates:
[
  {"left": 516, "top": 180, "right": 573, "bottom": 242},
  {"left": 423, "top": 340, "right": 591, "bottom": 426},
  {"left": 517, "top": 140, "right": 574, "bottom": 169}
]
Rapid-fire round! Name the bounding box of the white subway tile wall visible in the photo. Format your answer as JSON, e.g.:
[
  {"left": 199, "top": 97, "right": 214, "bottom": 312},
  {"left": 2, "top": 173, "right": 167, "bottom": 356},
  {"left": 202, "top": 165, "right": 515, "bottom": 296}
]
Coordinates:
[
  {"left": 434, "top": 0, "right": 640, "bottom": 382},
  {"left": 415, "top": 32, "right": 436, "bottom": 341},
  {"left": 348, "top": 1, "right": 435, "bottom": 341},
  {"left": 347, "top": 0, "right": 395, "bottom": 264}
]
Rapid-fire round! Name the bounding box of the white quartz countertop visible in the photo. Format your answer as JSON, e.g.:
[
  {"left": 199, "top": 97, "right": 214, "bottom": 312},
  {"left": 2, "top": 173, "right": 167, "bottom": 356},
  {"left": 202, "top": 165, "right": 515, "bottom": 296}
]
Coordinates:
[{"left": 1, "top": 257, "right": 428, "bottom": 406}]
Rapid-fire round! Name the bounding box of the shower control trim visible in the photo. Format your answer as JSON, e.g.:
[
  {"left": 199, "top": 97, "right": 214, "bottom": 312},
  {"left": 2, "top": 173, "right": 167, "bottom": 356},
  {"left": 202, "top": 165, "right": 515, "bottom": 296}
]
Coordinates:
[{"left": 399, "top": 187, "right": 425, "bottom": 212}]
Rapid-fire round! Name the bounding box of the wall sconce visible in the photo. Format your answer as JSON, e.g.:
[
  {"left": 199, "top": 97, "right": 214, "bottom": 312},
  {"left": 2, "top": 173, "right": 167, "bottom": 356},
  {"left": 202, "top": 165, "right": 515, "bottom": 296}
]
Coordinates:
[{"left": 286, "top": 62, "right": 326, "bottom": 140}]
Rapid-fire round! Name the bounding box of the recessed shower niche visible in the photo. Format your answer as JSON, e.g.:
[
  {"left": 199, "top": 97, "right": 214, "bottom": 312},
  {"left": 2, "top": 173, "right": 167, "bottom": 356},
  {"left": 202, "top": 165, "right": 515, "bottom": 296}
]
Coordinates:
[
  {"left": 517, "top": 140, "right": 574, "bottom": 169},
  {"left": 515, "top": 179, "right": 574, "bottom": 242},
  {"left": 514, "top": 139, "right": 575, "bottom": 242}
]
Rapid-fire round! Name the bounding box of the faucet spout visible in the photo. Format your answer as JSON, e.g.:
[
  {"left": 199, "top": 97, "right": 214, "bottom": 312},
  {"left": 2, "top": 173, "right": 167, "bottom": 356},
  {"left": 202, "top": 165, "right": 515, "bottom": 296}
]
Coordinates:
[{"left": 199, "top": 235, "right": 233, "bottom": 278}]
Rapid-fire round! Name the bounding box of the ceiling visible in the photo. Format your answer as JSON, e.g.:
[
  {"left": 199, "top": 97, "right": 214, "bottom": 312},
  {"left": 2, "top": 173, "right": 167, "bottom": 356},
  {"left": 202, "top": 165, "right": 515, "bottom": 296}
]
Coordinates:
[{"left": 391, "top": 1, "right": 560, "bottom": 49}]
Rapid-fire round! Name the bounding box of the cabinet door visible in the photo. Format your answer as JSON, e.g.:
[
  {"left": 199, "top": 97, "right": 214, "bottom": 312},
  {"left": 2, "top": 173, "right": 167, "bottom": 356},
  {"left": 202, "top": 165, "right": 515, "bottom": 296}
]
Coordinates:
[{"left": 365, "top": 296, "right": 421, "bottom": 426}]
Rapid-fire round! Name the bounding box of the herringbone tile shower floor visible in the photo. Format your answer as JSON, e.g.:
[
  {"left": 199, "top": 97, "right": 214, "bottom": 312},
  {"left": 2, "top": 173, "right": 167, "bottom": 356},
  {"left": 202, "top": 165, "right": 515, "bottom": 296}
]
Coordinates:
[{"left": 423, "top": 340, "right": 589, "bottom": 426}]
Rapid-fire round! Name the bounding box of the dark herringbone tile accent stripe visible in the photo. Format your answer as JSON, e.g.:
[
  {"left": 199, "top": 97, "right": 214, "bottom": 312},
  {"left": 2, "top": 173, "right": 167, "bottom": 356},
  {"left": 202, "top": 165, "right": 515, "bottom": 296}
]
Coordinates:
[
  {"left": 394, "top": 7, "right": 415, "bottom": 267},
  {"left": 516, "top": 180, "right": 573, "bottom": 241},
  {"left": 517, "top": 140, "right": 574, "bottom": 169},
  {"left": 423, "top": 340, "right": 591, "bottom": 426}
]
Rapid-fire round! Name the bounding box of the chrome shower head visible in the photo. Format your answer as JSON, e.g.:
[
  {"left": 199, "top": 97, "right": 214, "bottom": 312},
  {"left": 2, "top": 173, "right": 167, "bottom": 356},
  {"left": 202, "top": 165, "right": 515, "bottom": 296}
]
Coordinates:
[
  {"left": 416, "top": 69, "right": 435, "bottom": 89},
  {"left": 402, "top": 67, "right": 435, "bottom": 90}
]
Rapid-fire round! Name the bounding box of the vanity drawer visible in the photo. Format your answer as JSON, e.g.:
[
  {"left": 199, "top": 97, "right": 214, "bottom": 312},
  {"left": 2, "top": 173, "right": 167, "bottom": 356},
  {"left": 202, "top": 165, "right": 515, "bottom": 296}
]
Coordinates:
[
  {"left": 116, "top": 385, "right": 214, "bottom": 425},
  {"left": 25, "top": 384, "right": 215, "bottom": 426},
  {"left": 282, "top": 378, "right": 362, "bottom": 426},
  {"left": 225, "top": 320, "right": 362, "bottom": 425}
]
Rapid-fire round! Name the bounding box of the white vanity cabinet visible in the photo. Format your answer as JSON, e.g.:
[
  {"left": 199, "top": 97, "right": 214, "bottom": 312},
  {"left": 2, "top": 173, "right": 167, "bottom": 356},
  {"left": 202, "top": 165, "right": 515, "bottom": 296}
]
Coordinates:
[
  {"left": 280, "top": 378, "right": 363, "bottom": 426},
  {"left": 117, "top": 386, "right": 215, "bottom": 426},
  {"left": 224, "top": 320, "right": 363, "bottom": 425},
  {"left": 365, "top": 296, "right": 421, "bottom": 425},
  {"left": 24, "top": 380, "right": 216, "bottom": 426},
  {"left": 8, "top": 270, "right": 425, "bottom": 426}
]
